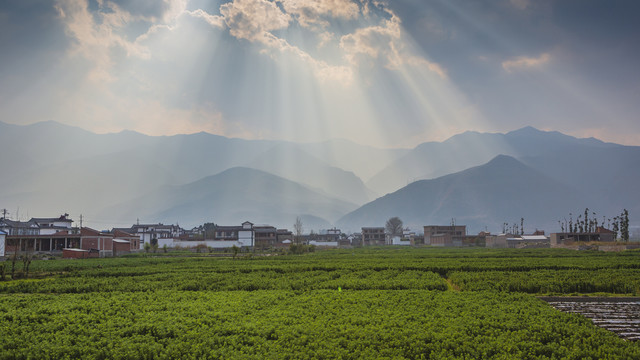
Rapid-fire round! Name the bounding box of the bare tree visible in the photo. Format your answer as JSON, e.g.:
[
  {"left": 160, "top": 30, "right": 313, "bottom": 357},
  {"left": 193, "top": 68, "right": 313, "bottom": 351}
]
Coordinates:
[
  {"left": 385, "top": 217, "right": 403, "bottom": 238},
  {"left": 293, "top": 216, "right": 304, "bottom": 245}
]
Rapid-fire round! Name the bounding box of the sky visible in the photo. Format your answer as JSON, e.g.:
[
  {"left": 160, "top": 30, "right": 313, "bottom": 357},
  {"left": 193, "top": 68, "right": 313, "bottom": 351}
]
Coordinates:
[{"left": 1, "top": 0, "right": 639, "bottom": 148}]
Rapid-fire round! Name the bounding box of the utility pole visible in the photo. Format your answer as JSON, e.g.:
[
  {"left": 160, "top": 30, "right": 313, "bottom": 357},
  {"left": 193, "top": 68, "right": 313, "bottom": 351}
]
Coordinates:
[
  {"left": 79, "top": 214, "right": 83, "bottom": 228},
  {"left": 1, "top": 208, "right": 7, "bottom": 219}
]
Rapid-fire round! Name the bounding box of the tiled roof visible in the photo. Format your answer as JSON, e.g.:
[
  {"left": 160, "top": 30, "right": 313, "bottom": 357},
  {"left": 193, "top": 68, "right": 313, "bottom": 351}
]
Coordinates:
[
  {"left": 30, "top": 215, "right": 73, "bottom": 223},
  {"left": 0, "top": 219, "right": 39, "bottom": 228}
]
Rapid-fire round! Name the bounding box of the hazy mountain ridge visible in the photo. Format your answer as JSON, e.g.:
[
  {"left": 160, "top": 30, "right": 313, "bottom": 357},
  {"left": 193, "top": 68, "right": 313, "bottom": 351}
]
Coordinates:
[
  {"left": 244, "top": 143, "right": 375, "bottom": 205},
  {"left": 1, "top": 121, "right": 638, "bottom": 232},
  {"left": 0, "top": 121, "right": 392, "bottom": 227},
  {"left": 338, "top": 155, "right": 587, "bottom": 233},
  {"left": 366, "top": 126, "right": 622, "bottom": 196},
  {"left": 99, "top": 167, "right": 357, "bottom": 229}
]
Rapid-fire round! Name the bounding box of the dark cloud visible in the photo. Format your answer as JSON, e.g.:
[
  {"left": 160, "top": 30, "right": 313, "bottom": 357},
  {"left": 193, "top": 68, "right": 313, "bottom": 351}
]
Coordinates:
[
  {"left": 105, "top": 0, "right": 177, "bottom": 20},
  {"left": 0, "top": 1, "right": 69, "bottom": 104}
]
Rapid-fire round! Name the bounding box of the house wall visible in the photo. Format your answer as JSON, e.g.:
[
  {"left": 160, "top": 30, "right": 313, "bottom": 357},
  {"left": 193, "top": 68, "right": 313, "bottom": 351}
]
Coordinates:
[
  {"left": 113, "top": 241, "right": 131, "bottom": 255},
  {"left": 62, "top": 249, "right": 96, "bottom": 259},
  {"left": 486, "top": 235, "right": 507, "bottom": 248},
  {"left": 238, "top": 230, "right": 254, "bottom": 247},
  {"left": 170, "top": 240, "right": 243, "bottom": 249},
  {"left": 308, "top": 241, "right": 339, "bottom": 247},
  {"left": 81, "top": 236, "right": 113, "bottom": 251},
  {"left": 0, "top": 233, "right": 5, "bottom": 257}
]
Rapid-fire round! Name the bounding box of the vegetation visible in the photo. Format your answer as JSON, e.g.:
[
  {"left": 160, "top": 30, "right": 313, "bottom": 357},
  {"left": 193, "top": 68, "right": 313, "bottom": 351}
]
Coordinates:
[
  {"left": 1, "top": 248, "right": 639, "bottom": 358},
  {"left": 385, "top": 216, "right": 403, "bottom": 237},
  {"left": 293, "top": 216, "right": 304, "bottom": 245},
  {"left": 558, "top": 208, "right": 631, "bottom": 241}
]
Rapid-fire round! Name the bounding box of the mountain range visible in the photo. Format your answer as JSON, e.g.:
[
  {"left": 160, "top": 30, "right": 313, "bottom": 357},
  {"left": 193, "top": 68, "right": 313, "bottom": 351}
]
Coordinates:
[{"left": 0, "top": 120, "right": 638, "bottom": 233}]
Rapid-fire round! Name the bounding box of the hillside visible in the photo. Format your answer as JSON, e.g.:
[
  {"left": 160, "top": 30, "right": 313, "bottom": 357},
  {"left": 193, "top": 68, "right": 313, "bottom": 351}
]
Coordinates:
[
  {"left": 366, "top": 127, "right": 619, "bottom": 195},
  {"left": 99, "top": 167, "right": 358, "bottom": 229},
  {"left": 338, "top": 155, "right": 585, "bottom": 233},
  {"left": 245, "top": 143, "right": 374, "bottom": 205}
]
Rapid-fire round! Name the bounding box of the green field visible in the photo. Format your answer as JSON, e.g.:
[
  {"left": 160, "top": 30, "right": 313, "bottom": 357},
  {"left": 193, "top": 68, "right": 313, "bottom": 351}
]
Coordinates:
[{"left": 1, "top": 248, "right": 639, "bottom": 359}]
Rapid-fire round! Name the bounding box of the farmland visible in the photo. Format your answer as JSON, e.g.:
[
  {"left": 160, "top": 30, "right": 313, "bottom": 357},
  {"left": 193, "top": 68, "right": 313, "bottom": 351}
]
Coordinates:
[{"left": 1, "top": 248, "right": 639, "bottom": 359}]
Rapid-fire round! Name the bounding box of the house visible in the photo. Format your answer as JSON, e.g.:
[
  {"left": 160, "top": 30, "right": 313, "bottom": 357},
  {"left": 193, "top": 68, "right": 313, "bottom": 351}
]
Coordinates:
[
  {"left": 307, "top": 228, "right": 345, "bottom": 247},
  {"left": 276, "top": 229, "right": 293, "bottom": 243},
  {"left": 112, "top": 239, "right": 132, "bottom": 255},
  {"left": 238, "top": 221, "right": 255, "bottom": 247},
  {"left": 113, "top": 223, "right": 184, "bottom": 249},
  {"left": 424, "top": 225, "right": 466, "bottom": 246},
  {"left": 1, "top": 214, "right": 81, "bottom": 254},
  {"left": 29, "top": 214, "right": 74, "bottom": 235},
  {"left": 80, "top": 227, "right": 114, "bottom": 256},
  {"left": 0, "top": 218, "right": 40, "bottom": 236},
  {"left": 254, "top": 225, "right": 277, "bottom": 249},
  {"left": 390, "top": 235, "right": 412, "bottom": 246},
  {"left": 112, "top": 229, "right": 140, "bottom": 250},
  {"left": 349, "top": 233, "right": 363, "bottom": 247},
  {"left": 213, "top": 221, "right": 255, "bottom": 248},
  {"left": 485, "top": 234, "right": 508, "bottom": 248},
  {"left": 361, "top": 227, "right": 385, "bottom": 246},
  {"left": 550, "top": 227, "right": 615, "bottom": 246}
]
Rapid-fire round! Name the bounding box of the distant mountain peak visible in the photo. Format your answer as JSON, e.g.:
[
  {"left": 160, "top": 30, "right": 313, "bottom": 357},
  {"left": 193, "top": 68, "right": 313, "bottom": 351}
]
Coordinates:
[
  {"left": 486, "top": 154, "right": 519, "bottom": 164},
  {"left": 507, "top": 126, "right": 544, "bottom": 136}
]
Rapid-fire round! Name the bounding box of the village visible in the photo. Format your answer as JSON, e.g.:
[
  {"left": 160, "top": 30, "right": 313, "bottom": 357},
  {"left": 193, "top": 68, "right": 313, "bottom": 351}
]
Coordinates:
[{"left": 0, "top": 213, "right": 634, "bottom": 259}]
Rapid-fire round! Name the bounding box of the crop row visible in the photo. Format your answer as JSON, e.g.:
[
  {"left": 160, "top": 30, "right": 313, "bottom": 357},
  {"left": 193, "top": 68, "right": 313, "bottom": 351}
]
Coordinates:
[
  {"left": 449, "top": 269, "right": 640, "bottom": 295},
  {"left": 1, "top": 290, "right": 638, "bottom": 359},
  {"left": 20, "top": 247, "right": 640, "bottom": 277},
  {"left": 0, "top": 268, "right": 448, "bottom": 293}
]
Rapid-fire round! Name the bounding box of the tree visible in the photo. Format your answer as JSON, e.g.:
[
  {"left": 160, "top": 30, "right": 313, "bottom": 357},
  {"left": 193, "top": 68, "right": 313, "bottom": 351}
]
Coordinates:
[
  {"left": 203, "top": 222, "right": 217, "bottom": 239},
  {"left": 612, "top": 216, "right": 619, "bottom": 240},
  {"left": 621, "top": 209, "right": 630, "bottom": 242},
  {"left": 385, "top": 217, "right": 403, "bottom": 238},
  {"left": 293, "top": 216, "right": 304, "bottom": 245}
]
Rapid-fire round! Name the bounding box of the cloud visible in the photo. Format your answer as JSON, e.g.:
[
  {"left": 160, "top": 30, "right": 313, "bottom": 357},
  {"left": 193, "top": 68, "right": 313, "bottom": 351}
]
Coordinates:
[
  {"left": 279, "top": 0, "right": 359, "bottom": 29},
  {"left": 219, "top": 0, "right": 291, "bottom": 42},
  {"left": 502, "top": 53, "right": 551, "bottom": 73},
  {"left": 340, "top": 10, "right": 446, "bottom": 78},
  {"left": 55, "top": 0, "right": 151, "bottom": 82},
  {"left": 185, "top": 8, "right": 224, "bottom": 28},
  {"left": 201, "top": 0, "right": 352, "bottom": 84}
]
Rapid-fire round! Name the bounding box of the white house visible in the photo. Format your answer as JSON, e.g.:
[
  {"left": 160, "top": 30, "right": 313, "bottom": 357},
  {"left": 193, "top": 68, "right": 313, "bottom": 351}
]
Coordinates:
[
  {"left": 114, "top": 223, "right": 185, "bottom": 249},
  {"left": 238, "top": 221, "right": 255, "bottom": 247},
  {"left": 391, "top": 236, "right": 412, "bottom": 246},
  {"left": 30, "top": 214, "right": 74, "bottom": 235}
]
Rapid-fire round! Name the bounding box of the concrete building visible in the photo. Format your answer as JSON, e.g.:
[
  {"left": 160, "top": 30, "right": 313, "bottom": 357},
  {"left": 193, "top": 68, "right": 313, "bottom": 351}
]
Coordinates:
[
  {"left": 361, "top": 227, "right": 385, "bottom": 246},
  {"left": 485, "top": 234, "right": 508, "bottom": 248},
  {"left": 254, "top": 225, "right": 277, "bottom": 249},
  {"left": 112, "top": 239, "right": 132, "bottom": 255},
  {"left": 80, "top": 227, "right": 114, "bottom": 256},
  {"left": 30, "top": 214, "right": 74, "bottom": 235},
  {"left": 550, "top": 227, "right": 615, "bottom": 246},
  {"left": 114, "top": 223, "right": 184, "bottom": 249},
  {"left": 424, "top": 225, "right": 467, "bottom": 246},
  {"left": 112, "top": 229, "right": 140, "bottom": 250},
  {"left": 276, "top": 229, "right": 293, "bottom": 243}
]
